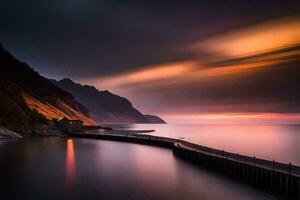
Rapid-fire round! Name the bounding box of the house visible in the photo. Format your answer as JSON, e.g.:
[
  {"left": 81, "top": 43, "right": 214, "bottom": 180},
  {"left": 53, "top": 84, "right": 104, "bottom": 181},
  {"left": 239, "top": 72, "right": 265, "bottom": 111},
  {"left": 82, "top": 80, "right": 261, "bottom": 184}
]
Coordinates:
[{"left": 57, "top": 117, "right": 83, "bottom": 133}]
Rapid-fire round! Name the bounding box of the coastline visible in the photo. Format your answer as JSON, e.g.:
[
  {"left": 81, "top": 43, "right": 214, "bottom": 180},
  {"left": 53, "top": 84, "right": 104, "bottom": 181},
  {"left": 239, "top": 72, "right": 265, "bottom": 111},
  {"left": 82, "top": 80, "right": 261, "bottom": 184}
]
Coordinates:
[
  {"left": 0, "top": 127, "right": 23, "bottom": 139},
  {"left": 0, "top": 123, "right": 67, "bottom": 139},
  {"left": 1, "top": 126, "right": 299, "bottom": 198},
  {"left": 0, "top": 124, "right": 154, "bottom": 140}
]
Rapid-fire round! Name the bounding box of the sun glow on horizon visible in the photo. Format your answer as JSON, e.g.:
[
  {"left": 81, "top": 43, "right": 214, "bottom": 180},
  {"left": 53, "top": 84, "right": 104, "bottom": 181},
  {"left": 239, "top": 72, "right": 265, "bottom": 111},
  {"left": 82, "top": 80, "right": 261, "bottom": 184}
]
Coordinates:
[
  {"left": 78, "top": 15, "right": 300, "bottom": 119},
  {"left": 164, "top": 113, "right": 300, "bottom": 125}
]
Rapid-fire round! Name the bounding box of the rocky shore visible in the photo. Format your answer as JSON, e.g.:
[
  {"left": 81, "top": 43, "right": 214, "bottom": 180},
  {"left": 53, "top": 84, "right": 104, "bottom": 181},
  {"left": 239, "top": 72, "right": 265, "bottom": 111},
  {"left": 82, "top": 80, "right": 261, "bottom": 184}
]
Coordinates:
[
  {"left": 0, "top": 127, "right": 23, "bottom": 139},
  {"left": 0, "top": 122, "right": 67, "bottom": 139}
]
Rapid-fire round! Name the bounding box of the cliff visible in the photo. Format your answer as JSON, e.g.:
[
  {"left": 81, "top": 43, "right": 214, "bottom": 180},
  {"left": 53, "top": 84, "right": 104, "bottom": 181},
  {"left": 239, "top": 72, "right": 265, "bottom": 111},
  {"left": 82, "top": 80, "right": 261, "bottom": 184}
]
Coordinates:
[
  {"left": 0, "top": 43, "right": 96, "bottom": 134},
  {"left": 51, "top": 78, "right": 166, "bottom": 124}
]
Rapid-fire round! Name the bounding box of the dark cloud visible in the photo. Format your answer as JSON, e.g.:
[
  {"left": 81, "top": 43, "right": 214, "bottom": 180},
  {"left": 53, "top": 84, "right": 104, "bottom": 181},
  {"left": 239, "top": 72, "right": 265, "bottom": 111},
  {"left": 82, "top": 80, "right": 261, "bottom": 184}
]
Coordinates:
[
  {"left": 123, "top": 59, "right": 300, "bottom": 115},
  {"left": 1, "top": 0, "right": 299, "bottom": 79},
  {"left": 1, "top": 0, "right": 300, "bottom": 119}
]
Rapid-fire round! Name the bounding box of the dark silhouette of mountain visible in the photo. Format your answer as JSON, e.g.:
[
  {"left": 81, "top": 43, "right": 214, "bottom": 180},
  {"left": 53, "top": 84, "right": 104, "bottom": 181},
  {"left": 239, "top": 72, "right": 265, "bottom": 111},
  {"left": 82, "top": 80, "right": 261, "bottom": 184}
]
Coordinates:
[
  {"left": 51, "top": 78, "right": 166, "bottom": 124},
  {"left": 0, "top": 43, "right": 96, "bottom": 134},
  {"left": 143, "top": 115, "right": 166, "bottom": 124}
]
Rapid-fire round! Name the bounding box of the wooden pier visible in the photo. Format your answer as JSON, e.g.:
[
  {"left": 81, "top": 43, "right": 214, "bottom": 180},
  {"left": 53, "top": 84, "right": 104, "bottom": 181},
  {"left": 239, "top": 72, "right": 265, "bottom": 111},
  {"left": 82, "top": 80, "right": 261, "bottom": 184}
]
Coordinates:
[{"left": 69, "top": 131, "right": 300, "bottom": 199}]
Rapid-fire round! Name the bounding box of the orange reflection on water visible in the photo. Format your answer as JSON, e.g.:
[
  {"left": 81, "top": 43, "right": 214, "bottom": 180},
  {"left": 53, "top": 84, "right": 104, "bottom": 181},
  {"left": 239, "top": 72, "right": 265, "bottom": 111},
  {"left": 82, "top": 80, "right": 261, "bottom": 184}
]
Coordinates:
[{"left": 66, "top": 139, "right": 75, "bottom": 189}]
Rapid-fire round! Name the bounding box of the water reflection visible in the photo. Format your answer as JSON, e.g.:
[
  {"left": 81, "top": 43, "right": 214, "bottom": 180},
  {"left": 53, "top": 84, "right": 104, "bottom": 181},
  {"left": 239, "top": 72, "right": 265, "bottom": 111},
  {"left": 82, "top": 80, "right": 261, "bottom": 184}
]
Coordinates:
[
  {"left": 66, "top": 139, "right": 75, "bottom": 191},
  {"left": 0, "top": 138, "right": 280, "bottom": 200},
  {"left": 108, "top": 124, "right": 300, "bottom": 165},
  {"left": 131, "top": 144, "right": 178, "bottom": 192}
]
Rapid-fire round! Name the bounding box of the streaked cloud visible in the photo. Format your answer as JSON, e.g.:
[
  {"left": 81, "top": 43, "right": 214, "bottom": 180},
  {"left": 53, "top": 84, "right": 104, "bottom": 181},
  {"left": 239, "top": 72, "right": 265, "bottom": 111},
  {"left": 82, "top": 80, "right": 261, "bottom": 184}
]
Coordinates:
[
  {"left": 87, "top": 61, "right": 196, "bottom": 88},
  {"left": 80, "top": 15, "right": 300, "bottom": 123},
  {"left": 193, "top": 16, "right": 300, "bottom": 58}
]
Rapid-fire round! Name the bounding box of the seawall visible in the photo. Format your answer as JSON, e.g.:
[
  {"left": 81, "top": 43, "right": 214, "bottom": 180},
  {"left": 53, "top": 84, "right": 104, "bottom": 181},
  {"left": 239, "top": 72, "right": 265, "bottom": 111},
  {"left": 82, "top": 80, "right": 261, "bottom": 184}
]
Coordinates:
[{"left": 69, "top": 132, "right": 300, "bottom": 199}]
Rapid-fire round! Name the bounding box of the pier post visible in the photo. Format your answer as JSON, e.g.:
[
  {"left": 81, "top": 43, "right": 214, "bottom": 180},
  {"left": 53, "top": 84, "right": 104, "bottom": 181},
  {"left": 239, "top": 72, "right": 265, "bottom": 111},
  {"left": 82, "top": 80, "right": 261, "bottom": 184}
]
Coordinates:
[{"left": 288, "top": 163, "right": 292, "bottom": 196}]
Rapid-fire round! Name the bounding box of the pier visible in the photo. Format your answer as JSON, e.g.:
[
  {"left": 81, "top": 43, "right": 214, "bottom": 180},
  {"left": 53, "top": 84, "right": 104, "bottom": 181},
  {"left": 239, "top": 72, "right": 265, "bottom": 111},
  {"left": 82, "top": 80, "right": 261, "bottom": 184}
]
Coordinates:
[{"left": 69, "top": 131, "right": 300, "bottom": 198}]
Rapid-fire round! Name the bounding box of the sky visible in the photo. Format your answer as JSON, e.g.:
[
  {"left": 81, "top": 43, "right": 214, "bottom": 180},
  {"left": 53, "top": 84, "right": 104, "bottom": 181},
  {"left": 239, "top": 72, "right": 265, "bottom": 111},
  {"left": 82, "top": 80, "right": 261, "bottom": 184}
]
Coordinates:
[{"left": 1, "top": 0, "right": 300, "bottom": 123}]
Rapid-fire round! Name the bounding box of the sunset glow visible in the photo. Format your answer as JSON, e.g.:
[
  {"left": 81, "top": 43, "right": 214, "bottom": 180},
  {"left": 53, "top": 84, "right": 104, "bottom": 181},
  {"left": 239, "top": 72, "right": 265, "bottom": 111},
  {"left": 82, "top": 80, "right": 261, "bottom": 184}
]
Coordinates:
[
  {"left": 166, "top": 113, "right": 300, "bottom": 124},
  {"left": 0, "top": 0, "right": 300, "bottom": 200},
  {"left": 196, "top": 16, "right": 300, "bottom": 57},
  {"left": 87, "top": 62, "right": 196, "bottom": 88},
  {"left": 78, "top": 14, "right": 300, "bottom": 123},
  {"left": 1, "top": 1, "right": 300, "bottom": 199}
]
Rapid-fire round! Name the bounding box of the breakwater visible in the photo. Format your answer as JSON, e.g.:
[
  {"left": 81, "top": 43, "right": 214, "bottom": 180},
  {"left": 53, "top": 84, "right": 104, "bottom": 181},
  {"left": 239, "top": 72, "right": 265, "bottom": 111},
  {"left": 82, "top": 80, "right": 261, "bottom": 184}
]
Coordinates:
[{"left": 69, "top": 131, "right": 300, "bottom": 198}]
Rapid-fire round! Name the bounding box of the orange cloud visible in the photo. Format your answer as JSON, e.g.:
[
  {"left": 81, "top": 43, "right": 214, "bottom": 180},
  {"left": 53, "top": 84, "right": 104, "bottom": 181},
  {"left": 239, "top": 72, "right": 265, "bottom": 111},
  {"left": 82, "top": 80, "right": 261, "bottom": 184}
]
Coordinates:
[
  {"left": 195, "top": 16, "right": 300, "bottom": 57},
  {"left": 85, "top": 61, "right": 196, "bottom": 88},
  {"left": 80, "top": 56, "right": 292, "bottom": 98},
  {"left": 83, "top": 17, "right": 300, "bottom": 92},
  {"left": 79, "top": 15, "right": 300, "bottom": 121}
]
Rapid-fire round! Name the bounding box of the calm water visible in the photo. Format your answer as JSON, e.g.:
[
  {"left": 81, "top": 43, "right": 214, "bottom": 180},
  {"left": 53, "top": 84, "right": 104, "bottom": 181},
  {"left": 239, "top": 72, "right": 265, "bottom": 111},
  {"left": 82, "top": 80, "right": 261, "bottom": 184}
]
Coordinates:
[
  {"left": 0, "top": 137, "right": 280, "bottom": 200},
  {"left": 108, "top": 124, "right": 300, "bottom": 165}
]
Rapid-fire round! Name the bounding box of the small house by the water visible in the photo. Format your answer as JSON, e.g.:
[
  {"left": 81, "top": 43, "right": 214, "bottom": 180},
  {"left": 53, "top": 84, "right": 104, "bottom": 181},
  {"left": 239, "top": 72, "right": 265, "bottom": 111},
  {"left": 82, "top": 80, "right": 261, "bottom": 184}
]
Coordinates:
[{"left": 57, "top": 117, "right": 83, "bottom": 133}]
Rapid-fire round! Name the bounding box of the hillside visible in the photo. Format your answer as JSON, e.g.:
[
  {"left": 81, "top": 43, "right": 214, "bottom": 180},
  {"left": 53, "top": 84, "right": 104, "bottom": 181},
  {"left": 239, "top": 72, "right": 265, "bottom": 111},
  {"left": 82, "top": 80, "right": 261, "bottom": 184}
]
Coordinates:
[
  {"left": 51, "top": 78, "right": 166, "bottom": 124},
  {"left": 0, "top": 43, "right": 96, "bottom": 134}
]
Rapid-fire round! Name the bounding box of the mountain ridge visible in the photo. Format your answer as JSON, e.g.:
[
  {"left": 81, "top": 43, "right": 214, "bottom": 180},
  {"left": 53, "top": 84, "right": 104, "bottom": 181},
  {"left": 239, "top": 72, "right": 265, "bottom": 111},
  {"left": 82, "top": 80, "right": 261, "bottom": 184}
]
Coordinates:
[
  {"left": 0, "top": 42, "right": 96, "bottom": 134},
  {"left": 51, "top": 78, "right": 166, "bottom": 124}
]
